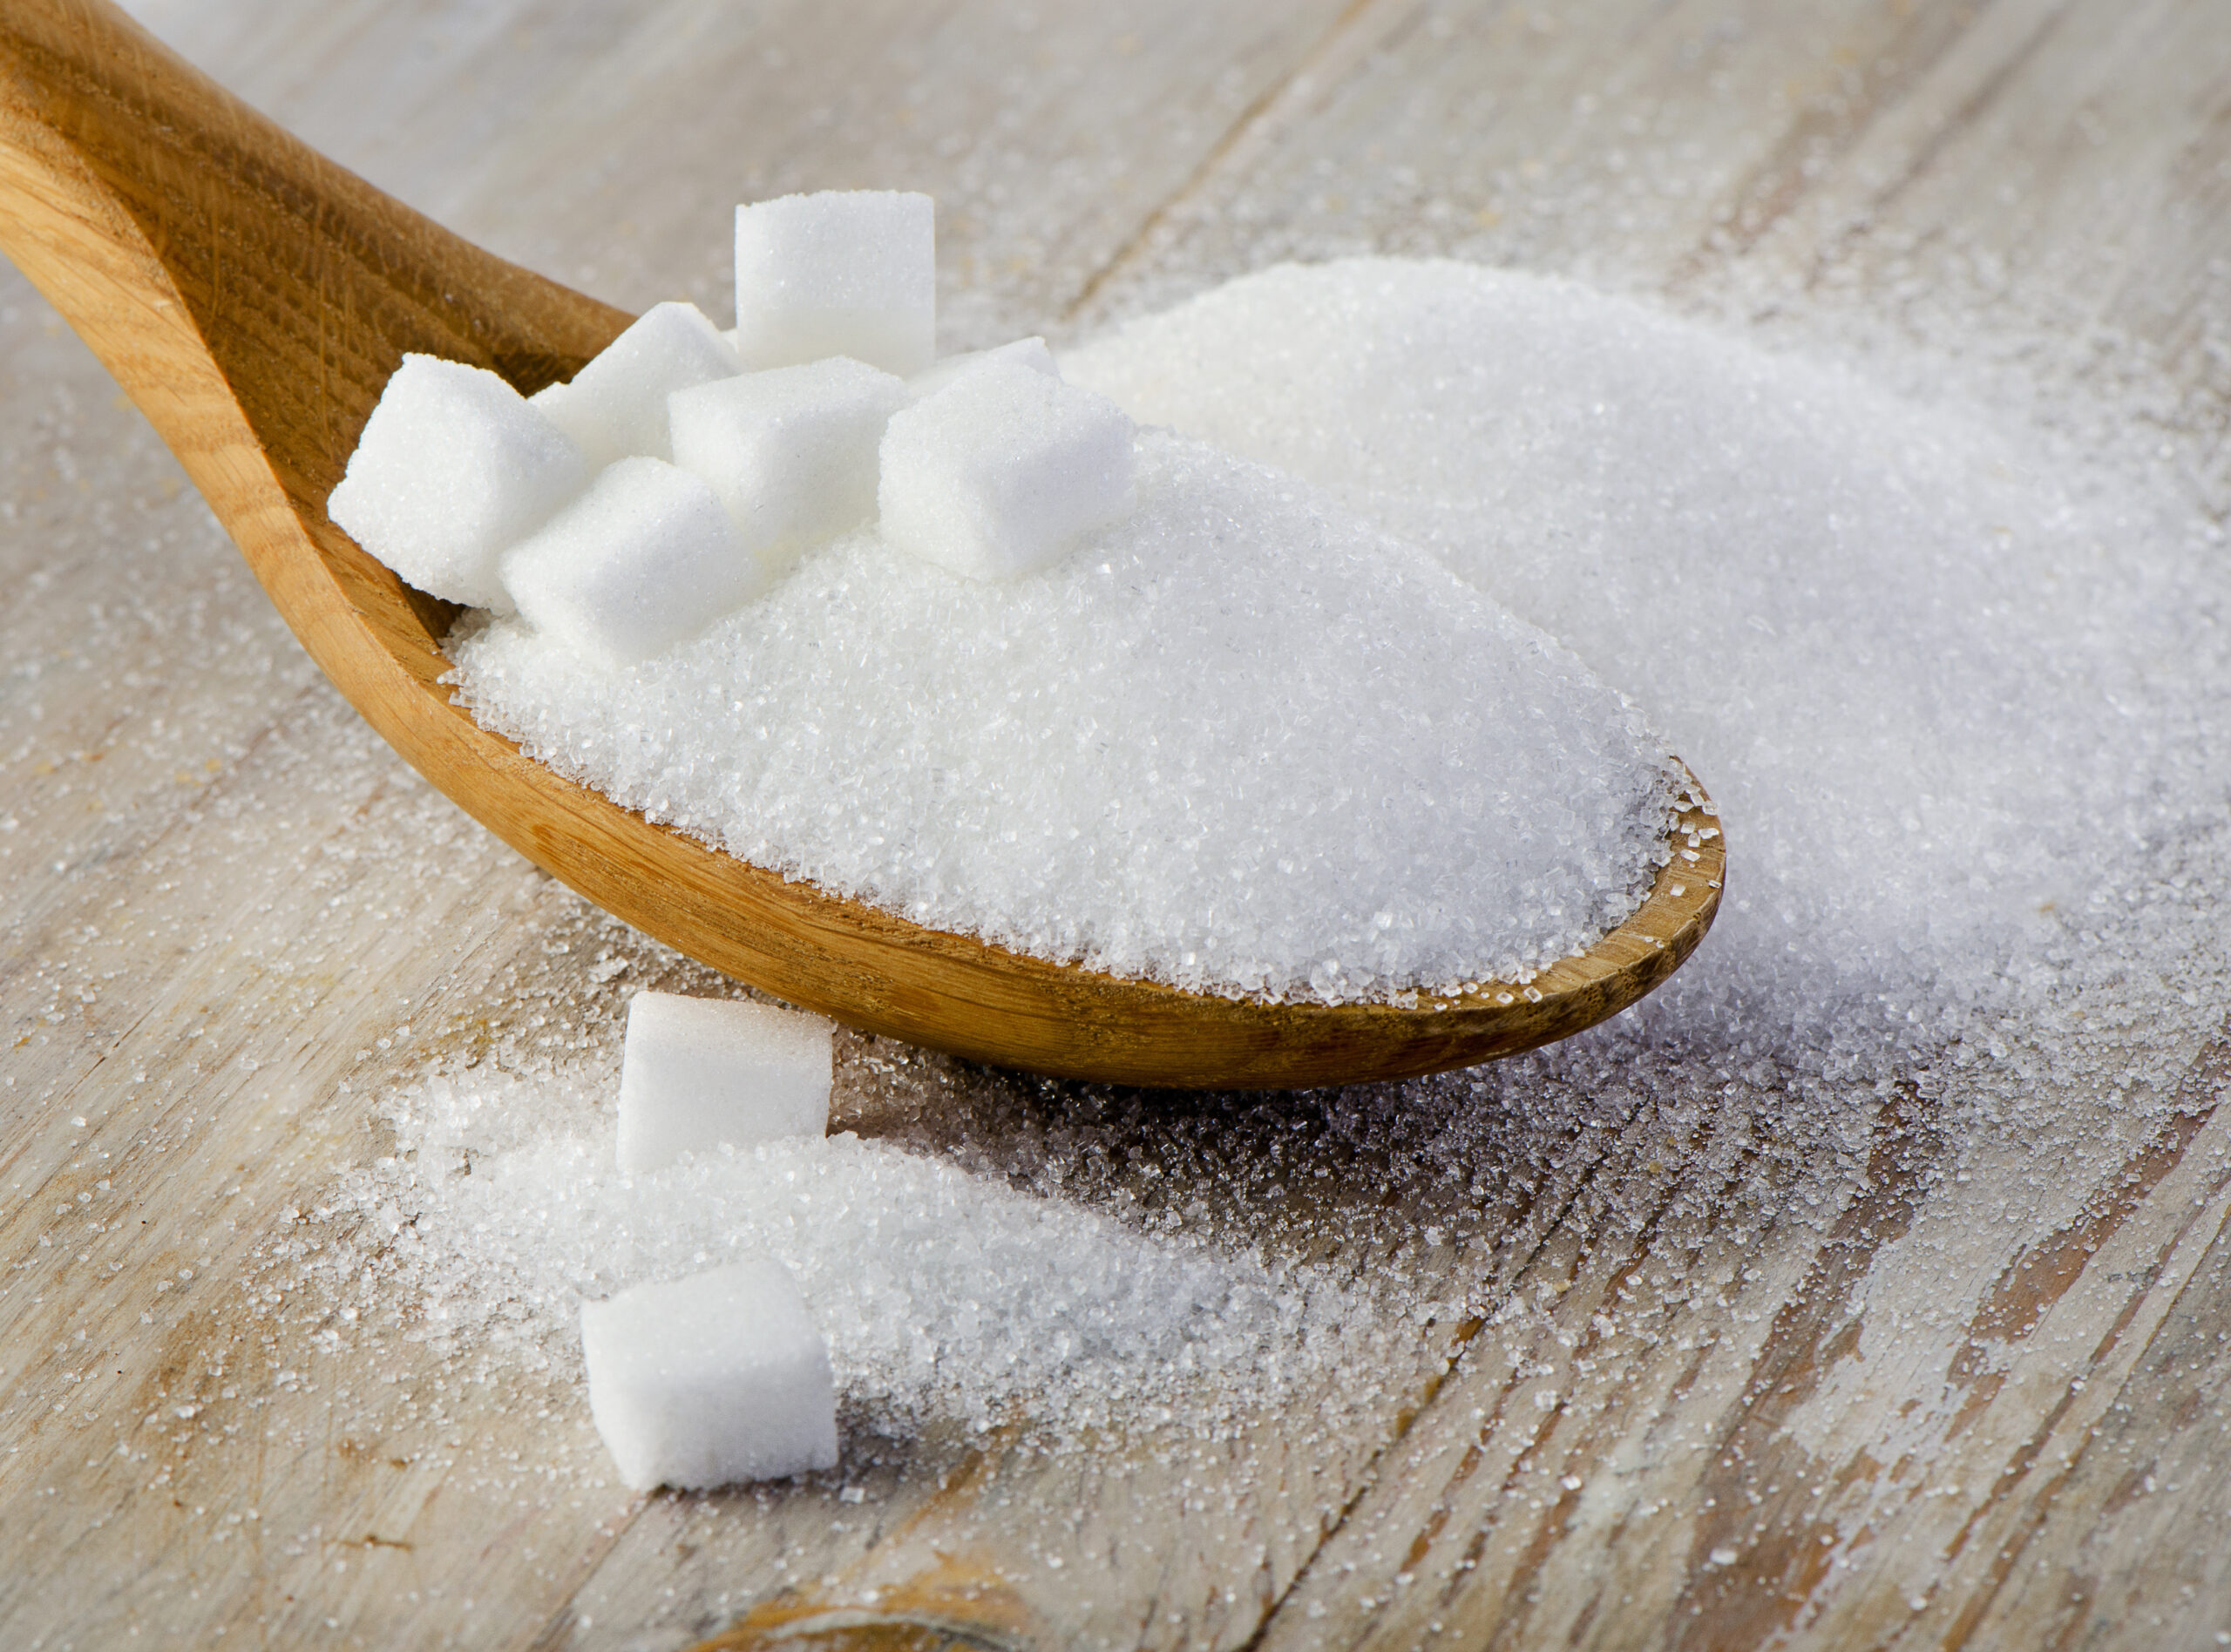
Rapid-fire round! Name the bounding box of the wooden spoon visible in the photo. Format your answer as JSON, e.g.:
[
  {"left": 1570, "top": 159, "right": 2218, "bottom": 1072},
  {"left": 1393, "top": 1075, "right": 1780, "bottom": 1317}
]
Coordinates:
[{"left": 0, "top": 0, "right": 1722, "bottom": 1088}]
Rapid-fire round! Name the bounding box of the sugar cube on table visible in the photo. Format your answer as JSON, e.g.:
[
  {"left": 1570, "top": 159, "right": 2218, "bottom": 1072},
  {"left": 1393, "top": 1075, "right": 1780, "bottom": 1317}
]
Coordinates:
[
  {"left": 327, "top": 353, "right": 587, "bottom": 613},
  {"left": 617, "top": 991, "right": 832, "bottom": 1174},
  {"left": 530, "top": 301, "right": 740, "bottom": 468},
  {"left": 878, "top": 360, "right": 1136, "bottom": 580},
  {"left": 499, "top": 457, "right": 761, "bottom": 667},
  {"left": 734, "top": 190, "right": 935, "bottom": 376},
  {"left": 904, "top": 335, "right": 1057, "bottom": 403},
  {"left": 580, "top": 1257, "right": 837, "bottom": 1490},
  {"left": 668, "top": 357, "right": 906, "bottom": 574}
]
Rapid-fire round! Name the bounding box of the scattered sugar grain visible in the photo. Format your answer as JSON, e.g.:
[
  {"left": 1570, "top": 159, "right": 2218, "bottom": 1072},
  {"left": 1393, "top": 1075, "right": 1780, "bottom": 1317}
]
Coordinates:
[
  {"left": 345, "top": 1063, "right": 1382, "bottom": 1440},
  {"left": 733, "top": 190, "right": 935, "bottom": 376},
  {"left": 499, "top": 456, "right": 761, "bottom": 667},
  {"left": 580, "top": 1256, "right": 837, "bottom": 1488},
  {"left": 878, "top": 361, "right": 1138, "bottom": 581},
  {"left": 668, "top": 356, "right": 905, "bottom": 573},
  {"left": 327, "top": 353, "right": 587, "bottom": 613},
  {"left": 451, "top": 431, "right": 1679, "bottom": 1003},
  {"left": 531, "top": 300, "right": 740, "bottom": 468},
  {"left": 617, "top": 991, "right": 831, "bottom": 1174}
]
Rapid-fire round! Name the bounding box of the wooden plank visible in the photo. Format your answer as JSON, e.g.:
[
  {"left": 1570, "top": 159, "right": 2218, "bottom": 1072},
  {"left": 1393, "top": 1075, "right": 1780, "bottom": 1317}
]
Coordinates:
[
  {"left": 135, "top": 0, "right": 1367, "bottom": 345},
  {"left": 1251, "top": 1058, "right": 2231, "bottom": 1649},
  {"left": 1066, "top": 0, "right": 1987, "bottom": 322},
  {"left": 1956, "top": 1177, "right": 2231, "bottom": 1646}
]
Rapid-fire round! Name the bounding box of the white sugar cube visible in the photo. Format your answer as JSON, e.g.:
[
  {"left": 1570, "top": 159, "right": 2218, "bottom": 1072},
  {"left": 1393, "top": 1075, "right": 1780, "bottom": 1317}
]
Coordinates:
[
  {"left": 580, "top": 1258, "right": 837, "bottom": 1490},
  {"left": 500, "top": 457, "right": 763, "bottom": 666},
  {"left": 328, "top": 354, "right": 587, "bottom": 613},
  {"left": 905, "top": 336, "right": 1057, "bottom": 403},
  {"left": 617, "top": 991, "right": 833, "bottom": 1174},
  {"left": 530, "top": 301, "right": 740, "bottom": 468},
  {"left": 878, "top": 362, "right": 1136, "bottom": 580},
  {"left": 734, "top": 191, "right": 935, "bottom": 376},
  {"left": 669, "top": 358, "right": 906, "bottom": 574}
]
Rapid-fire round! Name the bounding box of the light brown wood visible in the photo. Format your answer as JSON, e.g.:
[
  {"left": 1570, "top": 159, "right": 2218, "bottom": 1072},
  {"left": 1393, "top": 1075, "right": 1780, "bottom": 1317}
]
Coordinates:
[{"left": 0, "top": 0, "right": 1719, "bottom": 1092}]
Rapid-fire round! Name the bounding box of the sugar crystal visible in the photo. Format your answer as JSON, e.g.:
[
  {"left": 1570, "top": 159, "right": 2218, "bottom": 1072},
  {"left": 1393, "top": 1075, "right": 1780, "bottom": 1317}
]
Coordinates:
[
  {"left": 733, "top": 191, "right": 935, "bottom": 376},
  {"left": 580, "top": 1256, "right": 837, "bottom": 1488},
  {"left": 617, "top": 991, "right": 831, "bottom": 1173},
  {"left": 451, "top": 432, "right": 1679, "bottom": 1003},
  {"left": 1062, "top": 259, "right": 2220, "bottom": 1034},
  {"left": 327, "top": 354, "right": 587, "bottom": 613},
  {"left": 303, "top": 250, "right": 2231, "bottom": 1481},
  {"left": 498, "top": 457, "right": 759, "bottom": 667}
]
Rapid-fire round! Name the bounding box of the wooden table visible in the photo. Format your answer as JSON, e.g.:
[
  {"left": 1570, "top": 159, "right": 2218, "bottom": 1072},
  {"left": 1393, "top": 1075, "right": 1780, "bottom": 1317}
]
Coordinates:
[{"left": 4, "top": 2, "right": 2229, "bottom": 1646}]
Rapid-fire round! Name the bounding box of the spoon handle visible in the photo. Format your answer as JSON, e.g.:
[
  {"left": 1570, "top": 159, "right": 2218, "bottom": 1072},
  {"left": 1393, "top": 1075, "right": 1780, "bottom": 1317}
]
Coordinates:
[{"left": 0, "top": 0, "right": 626, "bottom": 541}]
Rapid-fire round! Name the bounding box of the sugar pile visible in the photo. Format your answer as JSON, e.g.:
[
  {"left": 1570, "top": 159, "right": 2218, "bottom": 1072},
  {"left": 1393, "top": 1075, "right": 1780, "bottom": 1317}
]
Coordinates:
[
  {"left": 341, "top": 1059, "right": 1390, "bottom": 1441},
  {"left": 317, "top": 254, "right": 2231, "bottom": 1478},
  {"left": 448, "top": 433, "right": 1680, "bottom": 1002},
  {"left": 1062, "top": 260, "right": 2228, "bottom": 1057},
  {"left": 321, "top": 194, "right": 1690, "bottom": 1005}
]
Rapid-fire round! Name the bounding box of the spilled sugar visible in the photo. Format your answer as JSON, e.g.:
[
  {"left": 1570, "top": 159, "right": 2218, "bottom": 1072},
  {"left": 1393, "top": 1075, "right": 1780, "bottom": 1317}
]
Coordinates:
[
  {"left": 448, "top": 431, "right": 1681, "bottom": 1003},
  {"left": 336, "top": 1060, "right": 1406, "bottom": 1443},
  {"left": 305, "top": 257, "right": 2231, "bottom": 1469}
]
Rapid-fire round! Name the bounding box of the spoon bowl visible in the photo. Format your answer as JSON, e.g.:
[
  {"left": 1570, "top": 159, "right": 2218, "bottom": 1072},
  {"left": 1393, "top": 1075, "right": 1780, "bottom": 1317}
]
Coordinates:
[{"left": 0, "top": 0, "right": 1721, "bottom": 1088}]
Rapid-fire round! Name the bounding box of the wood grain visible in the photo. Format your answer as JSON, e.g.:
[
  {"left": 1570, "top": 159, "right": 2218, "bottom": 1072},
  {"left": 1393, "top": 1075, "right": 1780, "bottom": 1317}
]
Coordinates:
[{"left": 2, "top": 1, "right": 2228, "bottom": 1649}]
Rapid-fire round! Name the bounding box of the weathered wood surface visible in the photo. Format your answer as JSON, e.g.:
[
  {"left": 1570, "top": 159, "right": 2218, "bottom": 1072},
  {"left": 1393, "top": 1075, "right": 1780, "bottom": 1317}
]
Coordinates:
[{"left": 1, "top": 1, "right": 2228, "bottom": 1648}]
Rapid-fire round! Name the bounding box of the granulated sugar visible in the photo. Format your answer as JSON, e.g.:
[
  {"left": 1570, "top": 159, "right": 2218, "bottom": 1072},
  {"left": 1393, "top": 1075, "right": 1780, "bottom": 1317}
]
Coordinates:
[
  {"left": 338, "top": 1061, "right": 1389, "bottom": 1441},
  {"left": 1062, "top": 260, "right": 2228, "bottom": 1053},
  {"left": 306, "top": 256, "right": 2231, "bottom": 1480},
  {"left": 448, "top": 432, "right": 1680, "bottom": 1002}
]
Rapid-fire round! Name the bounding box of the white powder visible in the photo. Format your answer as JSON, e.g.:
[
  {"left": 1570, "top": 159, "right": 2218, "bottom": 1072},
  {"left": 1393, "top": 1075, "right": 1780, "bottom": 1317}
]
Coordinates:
[
  {"left": 339, "top": 1062, "right": 1394, "bottom": 1442},
  {"left": 302, "top": 256, "right": 2231, "bottom": 1467},
  {"left": 1062, "top": 260, "right": 2228, "bottom": 1046},
  {"left": 448, "top": 432, "right": 1681, "bottom": 1003}
]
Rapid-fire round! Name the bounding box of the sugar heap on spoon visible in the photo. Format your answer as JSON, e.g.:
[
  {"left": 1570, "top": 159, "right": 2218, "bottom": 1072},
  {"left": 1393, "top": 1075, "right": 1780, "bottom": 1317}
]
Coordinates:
[{"left": 329, "top": 189, "right": 1685, "bottom": 1009}]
